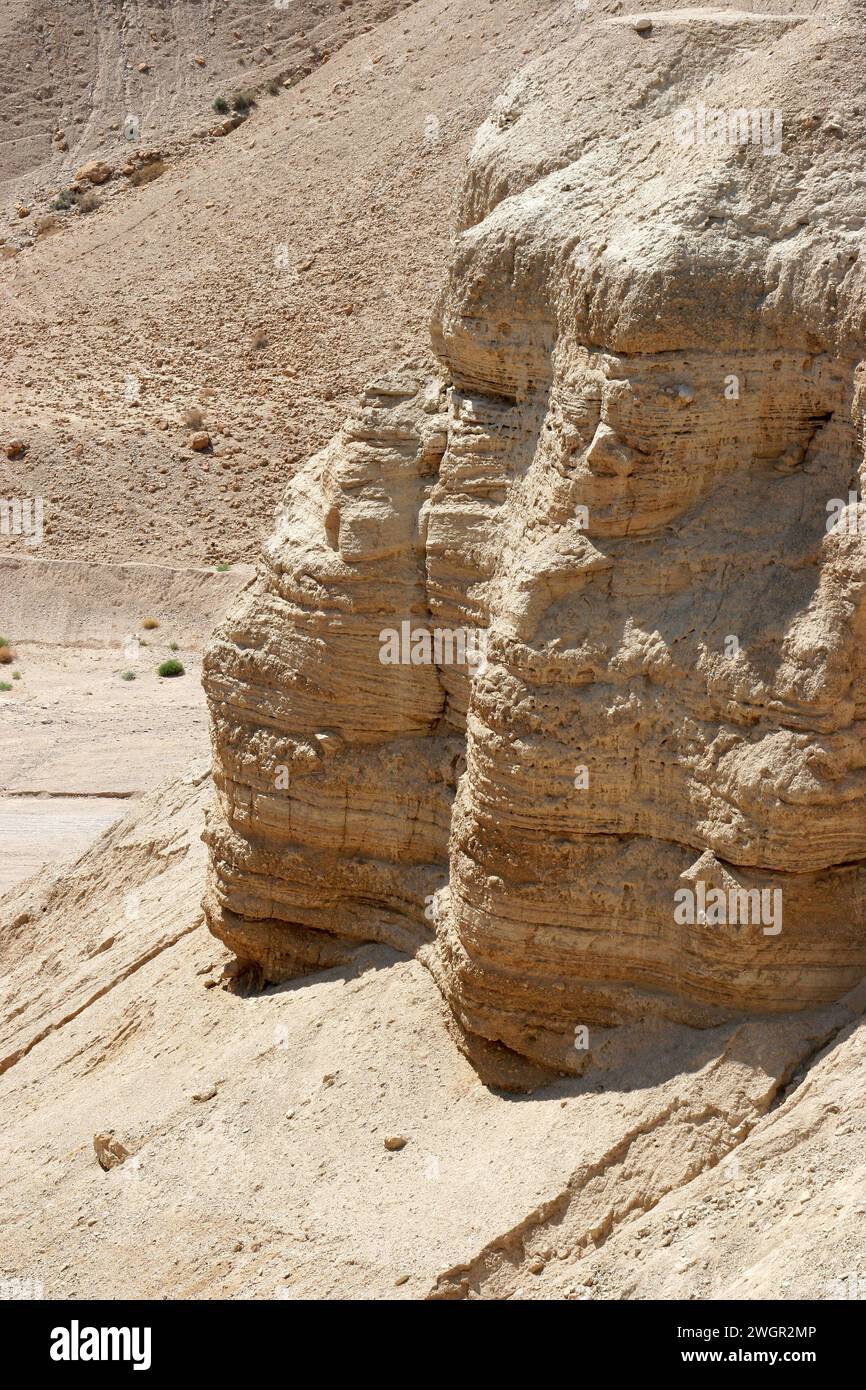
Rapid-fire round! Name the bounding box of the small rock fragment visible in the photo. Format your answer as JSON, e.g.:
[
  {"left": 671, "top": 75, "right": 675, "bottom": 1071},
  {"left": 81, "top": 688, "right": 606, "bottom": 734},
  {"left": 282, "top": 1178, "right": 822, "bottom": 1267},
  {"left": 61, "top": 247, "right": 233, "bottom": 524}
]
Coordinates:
[
  {"left": 75, "top": 160, "right": 112, "bottom": 185},
  {"left": 93, "top": 1131, "right": 130, "bottom": 1171}
]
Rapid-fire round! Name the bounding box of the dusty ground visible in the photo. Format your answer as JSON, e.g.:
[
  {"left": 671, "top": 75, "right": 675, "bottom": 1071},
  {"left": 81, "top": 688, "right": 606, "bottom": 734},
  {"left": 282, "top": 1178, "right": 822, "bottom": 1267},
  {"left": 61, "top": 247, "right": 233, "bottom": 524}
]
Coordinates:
[
  {"left": 0, "top": 768, "right": 863, "bottom": 1300},
  {"left": 0, "top": 557, "right": 249, "bottom": 891}
]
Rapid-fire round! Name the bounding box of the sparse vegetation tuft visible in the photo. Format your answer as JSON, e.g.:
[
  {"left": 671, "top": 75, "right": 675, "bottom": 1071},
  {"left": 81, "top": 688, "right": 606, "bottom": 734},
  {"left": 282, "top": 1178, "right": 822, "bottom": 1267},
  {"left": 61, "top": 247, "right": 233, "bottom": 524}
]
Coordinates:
[
  {"left": 121, "top": 670, "right": 136, "bottom": 681},
  {"left": 50, "top": 188, "right": 80, "bottom": 212},
  {"left": 213, "top": 96, "right": 230, "bottom": 115},
  {"left": 158, "top": 659, "right": 185, "bottom": 678},
  {"left": 232, "top": 91, "right": 255, "bottom": 114},
  {"left": 216, "top": 563, "right": 231, "bottom": 572}
]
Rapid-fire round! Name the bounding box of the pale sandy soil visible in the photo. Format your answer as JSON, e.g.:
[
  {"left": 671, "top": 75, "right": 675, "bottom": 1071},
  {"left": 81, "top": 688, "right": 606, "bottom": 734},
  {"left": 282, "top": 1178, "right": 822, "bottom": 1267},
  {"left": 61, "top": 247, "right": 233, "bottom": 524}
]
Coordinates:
[
  {"left": 1, "top": 769, "right": 863, "bottom": 1301},
  {"left": 0, "top": 0, "right": 571, "bottom": 565},
  {"left": 1, "top": 644, "right": 208, "bottom": 796},
  {"left": 0, "top": 798, "right": 125, "bottom": 896},
  {"left": 0, "top": 557, "right": 250, "bottom": 891}
]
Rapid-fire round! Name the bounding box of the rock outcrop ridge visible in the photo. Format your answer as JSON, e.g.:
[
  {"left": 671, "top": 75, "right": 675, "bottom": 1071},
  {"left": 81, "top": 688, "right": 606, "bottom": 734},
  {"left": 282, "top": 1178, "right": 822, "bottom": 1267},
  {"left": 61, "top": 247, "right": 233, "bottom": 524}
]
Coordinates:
[{"left": 205, "top": 1, "right": 866, "bottom": 1081}]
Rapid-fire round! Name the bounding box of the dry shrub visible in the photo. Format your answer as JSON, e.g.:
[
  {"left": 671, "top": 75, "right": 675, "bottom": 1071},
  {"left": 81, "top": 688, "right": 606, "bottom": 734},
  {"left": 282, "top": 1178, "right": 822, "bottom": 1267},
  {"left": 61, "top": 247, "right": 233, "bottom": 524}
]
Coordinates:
[
  {"left": 182, "top": 406, "right": 204, "bottom": 429},
  {"left": 0, "top": 646, "right": 15, "bottom": 664},
  {"left": 141, "top": 618, "right": 160, "bottom": 631}
]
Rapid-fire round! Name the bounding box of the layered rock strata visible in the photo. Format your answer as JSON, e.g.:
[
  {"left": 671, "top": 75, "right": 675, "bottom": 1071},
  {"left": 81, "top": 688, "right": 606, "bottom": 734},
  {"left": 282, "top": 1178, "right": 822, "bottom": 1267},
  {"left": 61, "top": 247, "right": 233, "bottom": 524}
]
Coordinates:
[{"left": 205, "top": 1, "right": 866, "bottom": 1078}]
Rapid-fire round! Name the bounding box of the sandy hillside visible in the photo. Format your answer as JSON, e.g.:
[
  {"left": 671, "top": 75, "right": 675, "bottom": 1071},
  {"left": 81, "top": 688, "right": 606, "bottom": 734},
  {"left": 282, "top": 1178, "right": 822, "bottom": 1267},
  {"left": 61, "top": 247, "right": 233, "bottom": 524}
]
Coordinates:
[
  {"left": 1, "top": 770, "right": 864, "bottom": 1299},
  {"left": 1, "top": 0, "right": 572, "bottom": 566}
]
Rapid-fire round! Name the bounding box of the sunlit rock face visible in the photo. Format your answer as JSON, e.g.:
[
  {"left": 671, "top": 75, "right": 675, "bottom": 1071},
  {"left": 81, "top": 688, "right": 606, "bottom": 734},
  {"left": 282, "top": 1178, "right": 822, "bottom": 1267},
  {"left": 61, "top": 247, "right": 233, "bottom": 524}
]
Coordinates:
[
  {"left": 202, "top": 378, "right": 464, "bottom": 979},
  {"left": 205, "top": 1, "right": 866, "bottom": 1082}
]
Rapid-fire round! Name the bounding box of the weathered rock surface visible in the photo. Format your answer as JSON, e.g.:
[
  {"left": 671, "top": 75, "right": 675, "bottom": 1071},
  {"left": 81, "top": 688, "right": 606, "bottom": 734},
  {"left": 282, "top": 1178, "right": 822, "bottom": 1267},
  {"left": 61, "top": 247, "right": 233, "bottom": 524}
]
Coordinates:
[
  {"left": 205, "top": 2, "right": 866, "bottom": 1082},
  {"left": 203, "top": 378, "right": 463, "bottom": 981}
]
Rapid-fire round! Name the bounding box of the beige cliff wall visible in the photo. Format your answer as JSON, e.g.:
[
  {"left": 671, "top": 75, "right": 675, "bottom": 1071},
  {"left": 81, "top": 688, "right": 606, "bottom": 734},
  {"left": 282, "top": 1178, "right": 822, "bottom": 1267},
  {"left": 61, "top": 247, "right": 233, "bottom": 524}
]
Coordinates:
[{"left": 204, "top": 0, "right": 866, "bottom": 1084}]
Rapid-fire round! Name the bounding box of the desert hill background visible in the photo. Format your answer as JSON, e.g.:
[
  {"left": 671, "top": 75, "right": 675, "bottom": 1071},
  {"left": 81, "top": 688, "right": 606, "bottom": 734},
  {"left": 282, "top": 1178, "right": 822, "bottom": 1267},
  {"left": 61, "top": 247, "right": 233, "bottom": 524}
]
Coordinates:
[{"left": 1, "top": 0, "right": 568, "bottom": 564}]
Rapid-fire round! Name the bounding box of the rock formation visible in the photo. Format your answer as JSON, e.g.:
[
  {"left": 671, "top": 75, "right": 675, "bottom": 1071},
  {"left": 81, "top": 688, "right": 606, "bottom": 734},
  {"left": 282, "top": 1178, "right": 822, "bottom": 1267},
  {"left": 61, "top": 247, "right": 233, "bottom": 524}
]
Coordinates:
[{"left": 204, "top": 1, "right": 866, "bottom": 1083}]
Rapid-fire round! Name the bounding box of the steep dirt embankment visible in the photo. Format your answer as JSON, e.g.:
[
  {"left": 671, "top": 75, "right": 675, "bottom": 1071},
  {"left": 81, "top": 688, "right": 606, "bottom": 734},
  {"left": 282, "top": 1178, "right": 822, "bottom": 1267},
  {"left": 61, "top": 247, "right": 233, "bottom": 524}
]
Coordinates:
[
  {"left": 0, "top": 0, "right": 571, "bottom": 565},
  {"left": 0, "top": 0, "right": 416, "bottom": 189}
]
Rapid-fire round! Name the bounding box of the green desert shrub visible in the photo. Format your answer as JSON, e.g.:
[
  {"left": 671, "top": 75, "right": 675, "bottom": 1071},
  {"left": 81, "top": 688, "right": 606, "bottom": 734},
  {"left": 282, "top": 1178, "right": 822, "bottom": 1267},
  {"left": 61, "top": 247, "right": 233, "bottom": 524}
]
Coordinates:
[
  {"left": 50, "top": 188, "right": 80, "bottom": 212},
  {"left": 213, "top": 96, "right": 230, "bottom": 115},
  {"left": 157, "top": 659, "right": 184, "bottom": 678},
  {"left": 120, "top": 670, "right": 136, "bottom": 681}
]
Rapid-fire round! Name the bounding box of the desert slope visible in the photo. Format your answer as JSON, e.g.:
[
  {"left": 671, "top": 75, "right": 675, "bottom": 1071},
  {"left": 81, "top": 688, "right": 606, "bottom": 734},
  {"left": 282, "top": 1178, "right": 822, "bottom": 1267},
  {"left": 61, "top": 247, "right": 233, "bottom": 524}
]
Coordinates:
[
  {"left": 1, "top": 769, "right": 864, "bottom": 1299},
  {"left": 1, "top": 0, "right": 573, "bottom": 565}
]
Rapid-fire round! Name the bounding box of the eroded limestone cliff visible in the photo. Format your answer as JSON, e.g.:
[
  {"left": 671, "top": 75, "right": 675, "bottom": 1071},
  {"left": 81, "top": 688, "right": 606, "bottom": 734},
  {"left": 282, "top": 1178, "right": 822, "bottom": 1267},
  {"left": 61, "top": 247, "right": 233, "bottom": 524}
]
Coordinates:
[{"left": 204, "top": 1, "right": 866, "bottom": 1085}]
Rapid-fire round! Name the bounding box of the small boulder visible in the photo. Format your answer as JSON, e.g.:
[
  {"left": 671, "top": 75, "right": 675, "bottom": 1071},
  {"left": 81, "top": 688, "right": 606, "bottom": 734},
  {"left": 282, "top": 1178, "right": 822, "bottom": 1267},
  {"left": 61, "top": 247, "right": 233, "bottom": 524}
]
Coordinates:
[
  {"left": 189, "top": 431, "right": 211, "bottom": 451},
  {"left": 75, "top": 160, "right": 112, "bottom": 185},
  {"left": 94, "top": 1131, "right": 129, "bottom": 1171}
]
